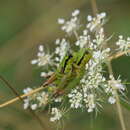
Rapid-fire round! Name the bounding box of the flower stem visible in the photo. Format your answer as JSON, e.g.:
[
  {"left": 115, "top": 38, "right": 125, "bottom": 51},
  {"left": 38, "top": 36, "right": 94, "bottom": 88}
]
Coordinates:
[
  {"left": 109, "top": 49, "right": 130, "bottom": 61},
  {"left": 107, "top": 61, "right": 126, "bottom": 130},
  {"left": 0, "top": 85, "right": 47, "bottom": 108},
  {"left": 90, "top": 0, "right": 127, "bottom": 129},
  {"left": 73, "top": 30, "right": 79, "bottom": 40},
  {"left": 115, "top": 91, "right": 126, "bottom": 130},
  {"left": 90, "top": 0, "right": 98, "bottom": 16}
]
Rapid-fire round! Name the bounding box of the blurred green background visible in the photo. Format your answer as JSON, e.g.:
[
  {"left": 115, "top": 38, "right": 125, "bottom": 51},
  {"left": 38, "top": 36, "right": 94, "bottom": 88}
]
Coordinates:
[{"left": 0, "top": 0, "right": 130, "bottom": 130}]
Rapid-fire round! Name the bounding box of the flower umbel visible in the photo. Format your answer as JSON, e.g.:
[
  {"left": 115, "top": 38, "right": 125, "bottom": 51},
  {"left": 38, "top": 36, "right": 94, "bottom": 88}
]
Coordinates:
[
  {"left": 21, "top": 9, "right": 129, "bottom": 123},
  {"left": 116, "top": 35, "right": 130, "bottom": 55},
  {"left": 58, "top": 9, "right": 80, "bottom": 35},
  {"left": 31, "top": 45, "right": 52, "bottom": 67},
  {"left": 50, "top": 108, "right": 62, "bottom": 122}
]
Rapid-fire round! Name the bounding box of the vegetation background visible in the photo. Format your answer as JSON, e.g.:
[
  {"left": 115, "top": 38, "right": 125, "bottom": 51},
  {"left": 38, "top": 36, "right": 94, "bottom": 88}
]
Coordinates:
[{"left": 0, "top": 0, "right": 130, "bottom": 130}]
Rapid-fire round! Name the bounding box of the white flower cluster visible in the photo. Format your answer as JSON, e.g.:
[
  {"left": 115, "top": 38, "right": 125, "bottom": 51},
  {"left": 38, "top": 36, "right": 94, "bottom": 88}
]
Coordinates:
[
  {"left": 31, "top": 39, "right": 70, "bottom": 77},
  {"left": 87, "top": 12, "right": 106, "bottom": 32},
  {"left": 84, "top": 94, "right": 96, "bottom": 112},
  {"left": 106, "top": 75, "right": 125, "bottom": 104},
  {"left": 68, "top": 88, "right": 96, "bottom": 112},
  {"left": 23, "top": 87, "right": 49, "bottom": 110},
  {"left": 50, "top": 108, "right": 62, "bottom": 122},
  {"left": 116, "top": 35, "right": 130, "bottom": 55},
  {"left": 54, "top": 38, "right": 70, "bottom": 63},
  {"left": 23, "top": 9, "right": 130, "bottom": 122},
  {"left": 40, "top": 71, "right": 53, "bottom": 77},
  {"left": 58, "top": 9, "right": 80, "bottom": 35},
  {"left": 75, "top": 30, "right": 90, "bottom": 48},
  {"left": 36, "top": 91, "right": 49, "bottom": 107},
  {"left": 31, "top": 45, "right": 52, "bottom": 67},
  {"left": 68, "top": 89, "right": 82, "bottom": 108},
  {"left": 68, "top": 48, "right": 109, "bottom": 112},
  {"left": 67, "top": 11, "right": 127, "bottom": 113},
  {"left": 31, "top": 45, "right": 54, "bottom": 77},
  {"left": 23, "top": 87, "right": 33, "bottom": 109}
]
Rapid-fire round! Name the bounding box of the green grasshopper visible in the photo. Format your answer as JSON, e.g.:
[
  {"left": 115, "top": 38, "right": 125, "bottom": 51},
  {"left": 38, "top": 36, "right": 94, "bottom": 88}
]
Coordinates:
[
  {"left": 0, "top": 48, "right": 92, "bottom": 108},
  {"left": 53, "top": 48, "right": 92, "bottom": 96}
]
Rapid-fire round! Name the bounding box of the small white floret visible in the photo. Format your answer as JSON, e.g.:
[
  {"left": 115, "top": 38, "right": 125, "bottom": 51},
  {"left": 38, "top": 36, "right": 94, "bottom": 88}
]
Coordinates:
[
  {"left": 72, "top": 9, "right": 80, "bottom": 16},
  {"left": 31, "top": 104, "right": 38, "bottom": 110},
  {"left": 39, "top": 45, "right": 44, "bottom": 52},
  {"left": 58, "top": 18, "right": 65, "bottom": 24},
  {"left": 108, "top": 97, "right": 116, "bottom": 104},
  {"left": 87, "top": 15, "right": 92, "bottom": 21}
]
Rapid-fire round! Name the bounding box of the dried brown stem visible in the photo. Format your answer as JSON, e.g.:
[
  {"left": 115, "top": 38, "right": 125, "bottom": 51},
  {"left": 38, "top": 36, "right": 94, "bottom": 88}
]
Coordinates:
[
  {"left": 90, "top": 0, "right": 98, "bottom": 16},
  {"left": 109, "top": 50, "right": 130, "bottom": 61},
  {"left": 107, "top": 61, "right": 126, "bottom": 130},
  {"left": 0, "top": 85, "right": 47, "bottom": 108}
]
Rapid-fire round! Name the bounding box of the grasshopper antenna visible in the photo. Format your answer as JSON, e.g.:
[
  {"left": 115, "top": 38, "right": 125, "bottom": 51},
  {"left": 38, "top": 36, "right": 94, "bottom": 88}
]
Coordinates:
[{"left": 0, "top": 75, "right": 50, "bottom": 130}]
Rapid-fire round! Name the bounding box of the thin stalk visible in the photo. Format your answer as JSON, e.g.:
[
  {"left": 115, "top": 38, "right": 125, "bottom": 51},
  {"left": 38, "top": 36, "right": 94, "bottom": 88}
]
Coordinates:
[
  {"left": 0, "top": 85, "right": 47, "bottom": 108},
  {"left": 109, "top": 49, "right": 130, "bottom": 61},
  {"left": 107, "top": 60, "right": 113, "bottom": 75},
  {"left": 90, "top": 0, "right": 126, "bottom": 129},
  {"left": 73, "top": 30, "right": 79, "bottom": 40},
  {"left": 90, "top": 0, "right": 98, "bottom": 16},
  {"left": 115, "top": 90, "right": 126, "bottom": 130},
  {"left": 107, "top": 61, "right": 126, "bottom": 130}
]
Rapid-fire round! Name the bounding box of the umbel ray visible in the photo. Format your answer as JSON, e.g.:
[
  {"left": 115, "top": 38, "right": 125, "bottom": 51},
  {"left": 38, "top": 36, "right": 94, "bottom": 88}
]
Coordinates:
[{"left": 0, "top": 48, "right": 92, "bottom": 108}]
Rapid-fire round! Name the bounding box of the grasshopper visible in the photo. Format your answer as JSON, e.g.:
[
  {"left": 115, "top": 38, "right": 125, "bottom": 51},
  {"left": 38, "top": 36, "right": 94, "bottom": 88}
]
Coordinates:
[
  {"left": 54, "top": 48, "right": 92, "bottom": 96},
  {"left": 0, "top": 48, "right": 92, "bottom": 108}
]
